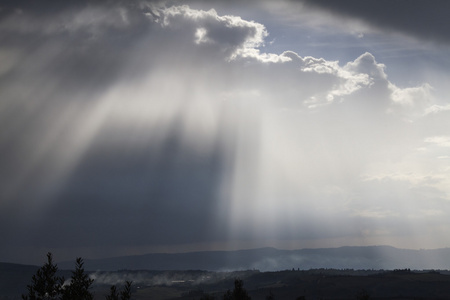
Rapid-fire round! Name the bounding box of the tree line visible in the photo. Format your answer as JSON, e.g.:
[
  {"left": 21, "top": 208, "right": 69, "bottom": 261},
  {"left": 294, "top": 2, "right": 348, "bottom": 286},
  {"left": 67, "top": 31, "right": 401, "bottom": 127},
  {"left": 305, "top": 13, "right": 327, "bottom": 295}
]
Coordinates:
[
  {"left": 21, "top": 252, "right": 255, "bottom": 300},
  {"left": 23, "top": 253, "right": 369, "bottom": 300}
]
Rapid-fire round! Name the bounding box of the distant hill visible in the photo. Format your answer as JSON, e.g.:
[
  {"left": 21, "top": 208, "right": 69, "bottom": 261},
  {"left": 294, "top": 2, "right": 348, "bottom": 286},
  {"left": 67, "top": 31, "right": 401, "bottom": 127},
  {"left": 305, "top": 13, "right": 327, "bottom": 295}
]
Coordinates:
[
  {"left": 0, "top": 262, "right": 38, "bottom": 297},
  {"left": 0, "top": 262, "right": 71, "bottom": 299},
  {"left": 57, "top": 246, "right": 450, "bottom": 272}
]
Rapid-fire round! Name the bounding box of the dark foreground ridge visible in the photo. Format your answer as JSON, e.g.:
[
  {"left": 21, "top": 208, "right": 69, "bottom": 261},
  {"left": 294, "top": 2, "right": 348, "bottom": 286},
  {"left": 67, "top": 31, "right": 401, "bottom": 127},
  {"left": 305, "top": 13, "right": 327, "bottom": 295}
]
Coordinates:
[
  {"left": 3, "top": 246, "right": 450, "bottom": 299},
  {"left": 3, "top": 265, "right": 450, "bottom": 300}
]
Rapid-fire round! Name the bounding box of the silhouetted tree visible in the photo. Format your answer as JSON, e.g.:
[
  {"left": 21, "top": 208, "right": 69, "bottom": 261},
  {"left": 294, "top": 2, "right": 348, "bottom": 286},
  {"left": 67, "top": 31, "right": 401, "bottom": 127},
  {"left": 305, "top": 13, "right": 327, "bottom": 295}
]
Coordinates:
[
  {"left": 61, "top": 257, "right": 94, "bottom": 300},
  {"left": 22, "top": 252, "right": 64, "bottom": 300},
  {"left": 105, "top": 285, "right": 119, "bottom": 300},
  {"left": 223, "top": 279, "right": 251, "bottom": 300},
  {"left": 23, "top": 253, "right": 132, "bottom": 300},
  {"left": 200, "top": 294, "right": 216, "bottom": 300},
  {"left": 120, "top": 281, "right": 132, "bottom": 300},
  {"left": 106, "top": 281, "right": 132, "bottom": 300}
]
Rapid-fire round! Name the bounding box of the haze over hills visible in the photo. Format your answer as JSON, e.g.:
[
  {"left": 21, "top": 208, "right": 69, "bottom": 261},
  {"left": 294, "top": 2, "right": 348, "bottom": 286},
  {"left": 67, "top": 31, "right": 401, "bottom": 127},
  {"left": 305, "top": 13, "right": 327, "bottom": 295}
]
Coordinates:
[{"left": 56, "top": 246, "right": 450, "bottom": 272}]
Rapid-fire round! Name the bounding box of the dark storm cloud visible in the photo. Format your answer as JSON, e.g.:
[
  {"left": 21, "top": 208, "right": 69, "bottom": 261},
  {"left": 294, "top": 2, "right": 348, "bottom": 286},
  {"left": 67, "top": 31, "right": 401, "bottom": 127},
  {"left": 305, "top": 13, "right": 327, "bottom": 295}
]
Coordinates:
[
  {"left": 0, "top": 1, "right": 152, "bottom": 211},
  {"left": 300, "top": 0, "right": 450, "bottom": 44},
  {"left": 0, "top": 1, "right": 152, "bottom": 92},
  {"left": 0, "top": 1, "right": 272, "bottom": 258}
]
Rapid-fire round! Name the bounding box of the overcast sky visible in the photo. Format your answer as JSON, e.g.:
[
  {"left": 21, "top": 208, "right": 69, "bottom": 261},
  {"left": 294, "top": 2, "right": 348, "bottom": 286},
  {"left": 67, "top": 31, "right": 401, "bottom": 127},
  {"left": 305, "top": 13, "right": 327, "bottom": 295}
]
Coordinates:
[{"left": 1, "top": 0, "right": 450, "bottom": 265}]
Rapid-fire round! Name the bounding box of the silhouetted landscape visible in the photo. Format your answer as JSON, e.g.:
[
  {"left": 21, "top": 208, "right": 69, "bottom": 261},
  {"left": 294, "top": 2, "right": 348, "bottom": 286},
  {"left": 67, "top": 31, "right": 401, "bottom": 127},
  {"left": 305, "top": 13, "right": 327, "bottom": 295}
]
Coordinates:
[
  {"left": 4, "top": 246, "right": 450, "bottom": 299},
  {"left": 2, "top": 2, "right": 450, "bottom": 299}
]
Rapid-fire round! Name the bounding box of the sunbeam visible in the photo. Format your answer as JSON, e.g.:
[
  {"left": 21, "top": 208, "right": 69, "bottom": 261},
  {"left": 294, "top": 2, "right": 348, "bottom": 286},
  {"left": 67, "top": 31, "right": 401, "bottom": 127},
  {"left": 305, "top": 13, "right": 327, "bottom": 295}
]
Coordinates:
[{"left": 0, "top": 1, "right": 450, "bottom": 265}]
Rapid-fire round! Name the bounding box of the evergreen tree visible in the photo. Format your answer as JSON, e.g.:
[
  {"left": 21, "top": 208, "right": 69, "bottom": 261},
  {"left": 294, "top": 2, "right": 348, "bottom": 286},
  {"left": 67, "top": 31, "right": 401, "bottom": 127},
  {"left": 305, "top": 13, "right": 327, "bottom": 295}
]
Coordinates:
[
  {"left": 23, "top": 253, "right": 132, "bottom": 300},
  {"left": 22, "top": 252, "right": 64, "bottom": 300},
  {"left": 105, "top": 285, "right": 119, "bottom": 300},
  {"left": 119, "top": 281, "right": 132, "bottom": 300},
  {"left": 223, "top": 279, "right": 251, "bottom": 300},
  {"left": 62, "top": 257, "right": 94, "bottom": 300},
  {"left": 106, "top": 281, "right": 132, "bottom": 300}
]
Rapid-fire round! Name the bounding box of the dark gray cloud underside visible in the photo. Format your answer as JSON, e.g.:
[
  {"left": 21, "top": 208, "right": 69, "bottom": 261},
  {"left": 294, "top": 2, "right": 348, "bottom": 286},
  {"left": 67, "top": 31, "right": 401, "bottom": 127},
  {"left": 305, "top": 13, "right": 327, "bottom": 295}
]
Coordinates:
[{"left": 301, "top": 0, "right": 450, "bottom": 44}]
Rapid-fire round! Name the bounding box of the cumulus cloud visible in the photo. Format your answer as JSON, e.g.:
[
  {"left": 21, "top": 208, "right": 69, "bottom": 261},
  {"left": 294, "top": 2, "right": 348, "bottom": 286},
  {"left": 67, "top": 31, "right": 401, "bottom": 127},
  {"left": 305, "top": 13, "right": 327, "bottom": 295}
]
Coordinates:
[
  {"left": 425, "top": 104, "right": 450, "bottom": 115},
  {"left": 389, "top": 83, "right": 433, "bottom": 118},
  {"left": 425, "top": 136, "right": 450, "bottom": 148}
]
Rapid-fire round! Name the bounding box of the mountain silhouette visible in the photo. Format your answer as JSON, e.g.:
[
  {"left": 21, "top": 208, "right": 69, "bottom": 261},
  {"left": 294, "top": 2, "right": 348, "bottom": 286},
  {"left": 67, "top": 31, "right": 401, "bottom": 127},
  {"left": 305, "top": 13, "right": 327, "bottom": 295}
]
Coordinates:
[{"left": 55, "top": 246, "right": 450, "bottom": 271}]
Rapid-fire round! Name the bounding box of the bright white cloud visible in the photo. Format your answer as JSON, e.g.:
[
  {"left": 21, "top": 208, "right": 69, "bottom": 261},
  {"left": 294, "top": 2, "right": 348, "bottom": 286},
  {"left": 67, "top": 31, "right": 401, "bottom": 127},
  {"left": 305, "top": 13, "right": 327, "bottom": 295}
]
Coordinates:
[
  {"left": 425, "top": 136, "right": 450, "bottom": 148},
  {"left": 426, "top": 104, "right": 450, "bottom": 114},
  {"left": 153, "top": 5, "right": 273, "bottom": 61},
  {"left": 390, "top": 83, "right": 433, "bottom": 119}
]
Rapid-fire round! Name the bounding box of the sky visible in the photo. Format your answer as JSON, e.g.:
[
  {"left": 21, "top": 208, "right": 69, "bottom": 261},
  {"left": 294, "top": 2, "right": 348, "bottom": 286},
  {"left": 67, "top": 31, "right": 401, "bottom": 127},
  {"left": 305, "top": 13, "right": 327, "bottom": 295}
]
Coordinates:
[{"left": 1, "top": 0, "right": 450, "bottom": 265}]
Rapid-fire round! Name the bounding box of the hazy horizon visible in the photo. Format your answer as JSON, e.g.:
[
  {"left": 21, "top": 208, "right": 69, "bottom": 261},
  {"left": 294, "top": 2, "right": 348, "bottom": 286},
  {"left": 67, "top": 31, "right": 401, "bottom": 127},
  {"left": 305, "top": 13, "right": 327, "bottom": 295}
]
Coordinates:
[{"left": 1, "top": 0, "right": 450, "bottom": 266}]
